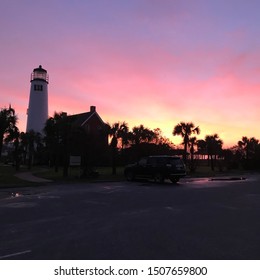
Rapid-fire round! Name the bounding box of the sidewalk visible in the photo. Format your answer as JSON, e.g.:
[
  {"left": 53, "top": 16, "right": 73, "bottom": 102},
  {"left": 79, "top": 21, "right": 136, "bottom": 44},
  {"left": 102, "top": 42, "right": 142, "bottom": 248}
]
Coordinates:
[{"left": 15, "top": 172, "right": 52, "bottom": 183}]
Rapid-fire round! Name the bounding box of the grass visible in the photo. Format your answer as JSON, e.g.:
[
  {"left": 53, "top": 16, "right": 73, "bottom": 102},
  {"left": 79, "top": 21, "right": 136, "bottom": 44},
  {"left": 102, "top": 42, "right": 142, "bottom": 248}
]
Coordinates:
[
  {"left": 31, "top": 165, "right": 125, "bottom": 183},
  {"left": 0, "top": 162, "right": 252, "bottom": 189},
  {"left": 187, "top": 165, "right": 215, "bottom": 177},
  {"left": 0, "top": 164, "right": 125, "bottom": 188},
  {"left": 186, "top": 164, "right": 252, "bottom": 179},
  {"left": 0, "top": 164, "right": 42, "bottom": 188}
]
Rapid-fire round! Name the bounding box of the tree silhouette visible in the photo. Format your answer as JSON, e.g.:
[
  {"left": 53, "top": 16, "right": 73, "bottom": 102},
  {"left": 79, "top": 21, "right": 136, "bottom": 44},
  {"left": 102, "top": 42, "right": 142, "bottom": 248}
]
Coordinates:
[
  {"left": 19, "top": 132, "right": 29, "bottom": 164},
  {"left": 189, "top": 136, "right": 197, "bottom": 172},
  {"left": 129, "top": 125, "right": 156, "bottom": 145},
  {"left": 108, "top": 122, "right": 129, "bottom": 175},
  {"left": 5, "top": 125, "right": 20, "bottom": 170},
  {"left": 44, "top": 112, "right": 71, "bottom": 176},
  {"left": 0, "top": 105, "right": 18, "bottom": 160},
  {"left": 197, "top": 139, "right": 207, "bottom": 159},
  {"left": 238, "top": 136, "right": 259, "bottom": 160},
  {"left": 205, "top": 134, "right": 223, "bottom": 171},
  {"left": 172, "top": 122, "right": 200, "bottom": 163}
]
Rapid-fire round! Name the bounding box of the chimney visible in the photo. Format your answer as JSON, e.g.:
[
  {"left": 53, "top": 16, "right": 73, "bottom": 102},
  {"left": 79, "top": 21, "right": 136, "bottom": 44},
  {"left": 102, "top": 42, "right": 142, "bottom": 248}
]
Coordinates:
[{"left": 90, "top": 106, "right": 96, "bottom": 112}]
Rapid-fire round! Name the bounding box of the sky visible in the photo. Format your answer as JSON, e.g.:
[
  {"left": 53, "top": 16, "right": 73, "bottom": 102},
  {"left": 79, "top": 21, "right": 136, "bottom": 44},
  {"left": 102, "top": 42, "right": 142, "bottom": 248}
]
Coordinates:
[{"left": 1, "top": 0, "right": 260, "bottom": 148}]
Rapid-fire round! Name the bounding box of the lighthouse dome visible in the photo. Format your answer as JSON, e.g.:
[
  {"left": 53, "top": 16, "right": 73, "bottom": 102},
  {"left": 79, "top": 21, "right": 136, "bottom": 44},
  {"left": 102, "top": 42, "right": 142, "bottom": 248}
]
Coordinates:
[
  {"left": 33, "top": 65, "right": 47, "bottom": 73},
  {"left": 31, "top": 65, "right": 49, "bottom": 83}
]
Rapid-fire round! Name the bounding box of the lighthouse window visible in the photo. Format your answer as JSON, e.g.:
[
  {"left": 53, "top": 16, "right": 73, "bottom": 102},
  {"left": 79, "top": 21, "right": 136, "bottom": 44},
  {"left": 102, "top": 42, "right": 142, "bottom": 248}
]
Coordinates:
[{"left": 34, "top": 84, "right": 43, "bottom": 91}]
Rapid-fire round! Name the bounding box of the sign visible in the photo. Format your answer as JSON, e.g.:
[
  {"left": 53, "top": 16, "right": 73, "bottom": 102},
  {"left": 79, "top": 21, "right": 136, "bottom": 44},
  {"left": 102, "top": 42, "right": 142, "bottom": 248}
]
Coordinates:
[{"left": 69, "top": 156, "right": 81, "bottom": 166}]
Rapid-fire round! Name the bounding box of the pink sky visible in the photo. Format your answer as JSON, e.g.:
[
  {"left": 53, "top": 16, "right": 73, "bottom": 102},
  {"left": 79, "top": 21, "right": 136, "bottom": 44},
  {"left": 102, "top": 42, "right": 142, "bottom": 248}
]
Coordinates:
[{"left": 1, "top": 0, "right": 260, "bottom": 147}]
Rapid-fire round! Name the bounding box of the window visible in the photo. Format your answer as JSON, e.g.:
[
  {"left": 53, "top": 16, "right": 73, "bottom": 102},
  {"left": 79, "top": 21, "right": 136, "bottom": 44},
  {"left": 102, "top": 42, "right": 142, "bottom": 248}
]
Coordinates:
[{"left": 34, "top": 84, "right": 43, "bottom": 91}]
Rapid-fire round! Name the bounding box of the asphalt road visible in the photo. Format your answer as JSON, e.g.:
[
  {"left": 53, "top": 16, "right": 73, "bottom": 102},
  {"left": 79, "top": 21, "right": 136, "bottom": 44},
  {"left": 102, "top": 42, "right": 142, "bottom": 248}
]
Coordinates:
[{"left": 0, "top": 175, "right": 260, "bottom": 260}]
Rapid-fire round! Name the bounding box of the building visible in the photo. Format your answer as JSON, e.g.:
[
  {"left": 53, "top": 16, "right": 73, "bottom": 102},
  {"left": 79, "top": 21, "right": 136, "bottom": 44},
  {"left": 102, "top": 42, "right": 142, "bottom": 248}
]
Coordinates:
[
  {"left": 26, "top": 65, "right": 48, "bottom": 133},
  {"left": 68, "top": 106, "right": 109, "bottom": 165}
]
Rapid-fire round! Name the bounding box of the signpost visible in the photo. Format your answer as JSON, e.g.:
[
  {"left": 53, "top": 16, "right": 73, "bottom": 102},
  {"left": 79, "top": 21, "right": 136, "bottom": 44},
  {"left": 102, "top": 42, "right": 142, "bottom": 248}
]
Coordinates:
[
  {"left": 69, "top": 156, "right": 81, "bottom": 166},
  {"left": 69, "top": 156, "right": 81, "bottom": 177}
]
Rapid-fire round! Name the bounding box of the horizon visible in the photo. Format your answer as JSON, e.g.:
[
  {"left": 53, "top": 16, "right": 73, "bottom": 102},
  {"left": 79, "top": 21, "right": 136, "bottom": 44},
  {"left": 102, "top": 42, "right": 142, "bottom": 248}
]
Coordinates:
[{"left": 1, "top": 0, "right": 260, "bottom": 148}]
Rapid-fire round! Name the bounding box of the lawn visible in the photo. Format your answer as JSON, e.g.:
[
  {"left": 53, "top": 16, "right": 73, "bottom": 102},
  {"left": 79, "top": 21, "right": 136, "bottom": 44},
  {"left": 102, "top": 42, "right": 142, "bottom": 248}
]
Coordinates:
[
  {"left": 0, "top": 162, "right": 249, "bottom": 188},
  {"left": 0, "top": 164, "right": 125, "bottom": 188},
  {"left": 33, "top": 166, "right": 125, "bottom": 182},
  {"left": 0, "top": 164, "right": 40, "bottom": 188}
]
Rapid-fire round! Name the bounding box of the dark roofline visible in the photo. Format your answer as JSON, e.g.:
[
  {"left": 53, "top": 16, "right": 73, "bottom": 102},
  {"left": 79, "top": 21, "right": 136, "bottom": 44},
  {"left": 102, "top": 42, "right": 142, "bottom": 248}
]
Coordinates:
[
  {"left": 81, "top": 110, "right": 105, "bottom": 126},
  {"left": 67, "top": 106, "right": 106, "bottom": 127}
]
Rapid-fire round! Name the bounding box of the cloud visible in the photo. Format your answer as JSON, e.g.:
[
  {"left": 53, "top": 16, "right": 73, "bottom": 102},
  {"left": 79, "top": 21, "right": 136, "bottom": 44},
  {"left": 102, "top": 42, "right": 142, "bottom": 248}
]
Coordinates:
[{"left": 1, "top": 0, "right": 260, "bottom": 146}]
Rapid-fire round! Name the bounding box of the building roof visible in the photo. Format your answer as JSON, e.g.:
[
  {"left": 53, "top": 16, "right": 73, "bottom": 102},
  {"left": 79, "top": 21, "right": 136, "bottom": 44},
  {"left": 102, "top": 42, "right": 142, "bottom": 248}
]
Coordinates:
[{"left": 68, "top": 106, "right": 106, "bottom": 127}]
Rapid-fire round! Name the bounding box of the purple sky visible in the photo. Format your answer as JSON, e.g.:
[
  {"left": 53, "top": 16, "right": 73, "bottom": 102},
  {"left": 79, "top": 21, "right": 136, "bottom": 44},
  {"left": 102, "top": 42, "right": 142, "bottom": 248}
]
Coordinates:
[{"left": 1, "top": 0, "right": 260, "bottom": 147}]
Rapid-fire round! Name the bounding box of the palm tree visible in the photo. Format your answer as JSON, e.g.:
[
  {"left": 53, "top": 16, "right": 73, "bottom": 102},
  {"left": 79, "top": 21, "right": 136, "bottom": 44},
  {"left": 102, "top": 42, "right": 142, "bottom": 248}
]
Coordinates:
[
  {"left": 172, "top": 122, "right": 200, "bottom": 163},
  {"left": 197, "top": 139, "right": 207, "bottom": 159},
  {"left": 118, "top": 122, "right": 130, "bottom": 150},
  {"left": 20, "top": 132, "right": 29, "bottom": 164},
  {"left": 205, "top": 134, "right": 223, "bottom": 171},
  {"left": 108, "top": 122, "right": 129, "bottom": 148},
  {"left": 5, "top": 126, "right": 20, "bottom": 170},
  {"left": 108, "top": 122, "right": 129, "bottom": 175},
  {"left": 129, "top": 125, "right": 156, "bottom": 145},
  {"left": 238, "top": 136, "right": 259, "bottom": 160},
  {"left": 44, "top": 112, "right": 71, "bottom": 176},
  {"left": 238, "top": 137, "right": 250, "bottom": 160},
  {"left": 0, "top": 105, "right": 18, "bottom": 160},
  {"left": 189, "top": 136, "right": 197, "bottom": 172}
]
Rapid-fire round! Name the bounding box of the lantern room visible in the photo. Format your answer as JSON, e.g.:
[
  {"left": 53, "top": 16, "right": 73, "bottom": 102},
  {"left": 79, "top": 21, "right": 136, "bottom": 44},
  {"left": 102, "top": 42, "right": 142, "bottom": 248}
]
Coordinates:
[{"left": 30, "top": 65, "right": 49, "bottom": 83}]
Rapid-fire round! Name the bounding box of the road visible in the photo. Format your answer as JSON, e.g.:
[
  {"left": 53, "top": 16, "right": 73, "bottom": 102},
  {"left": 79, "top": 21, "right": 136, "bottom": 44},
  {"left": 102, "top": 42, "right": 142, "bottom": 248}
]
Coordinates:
[{"left": 0, "top": 175, "right": 260, "bottom": 260}]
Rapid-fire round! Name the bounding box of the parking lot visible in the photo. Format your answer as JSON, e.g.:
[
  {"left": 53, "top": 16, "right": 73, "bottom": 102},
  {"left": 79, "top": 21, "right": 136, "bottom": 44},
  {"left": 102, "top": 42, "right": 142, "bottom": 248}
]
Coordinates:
[{"left": 0, "top": 175, "right": 260, "bottom": 260}]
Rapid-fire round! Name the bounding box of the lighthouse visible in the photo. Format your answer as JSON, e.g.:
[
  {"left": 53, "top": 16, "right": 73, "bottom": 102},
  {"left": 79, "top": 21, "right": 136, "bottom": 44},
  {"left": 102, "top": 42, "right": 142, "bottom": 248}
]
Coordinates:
[{"left": 26, "top": 65, "right": 49, "bottom": 133}]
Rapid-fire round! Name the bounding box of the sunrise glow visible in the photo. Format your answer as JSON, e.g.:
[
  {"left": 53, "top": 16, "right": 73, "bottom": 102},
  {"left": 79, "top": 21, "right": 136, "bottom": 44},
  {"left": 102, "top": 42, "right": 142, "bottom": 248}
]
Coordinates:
[{"left": 1, "top": 0, "right": 260, "bottom": 147}]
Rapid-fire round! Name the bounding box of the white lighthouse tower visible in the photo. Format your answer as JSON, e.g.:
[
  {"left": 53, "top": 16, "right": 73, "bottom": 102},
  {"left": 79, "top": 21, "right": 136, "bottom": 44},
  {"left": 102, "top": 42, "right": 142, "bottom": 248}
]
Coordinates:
[{"left": 26, "top": 65, "right": 49, "bottom": 133}]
